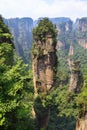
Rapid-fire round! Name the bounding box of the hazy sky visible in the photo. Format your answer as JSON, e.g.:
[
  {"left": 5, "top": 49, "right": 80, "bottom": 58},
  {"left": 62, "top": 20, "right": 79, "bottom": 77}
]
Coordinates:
[{"left": 0, "top": 0, "right": 87, "bottom": 21}]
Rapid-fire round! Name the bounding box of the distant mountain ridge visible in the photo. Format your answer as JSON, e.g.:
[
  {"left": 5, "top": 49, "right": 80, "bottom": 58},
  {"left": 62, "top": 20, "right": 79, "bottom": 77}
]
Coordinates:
[
  {"left": 4, "top": 17, "right": 87, "bottom": 63},
  {"left": 4, "top": 17, "right": 33, "bottom": 63}
]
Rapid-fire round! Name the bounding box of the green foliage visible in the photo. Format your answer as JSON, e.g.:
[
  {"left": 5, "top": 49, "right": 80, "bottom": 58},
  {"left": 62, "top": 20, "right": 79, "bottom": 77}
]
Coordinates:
[
  {"left": 80, "top": 17, "right": 87, "bottom": 21},
  {"left": 47, "top": 86, "right": 78, "bottom": 130},
  {"left": 0, "top": 15, "right": 35, "bottom": 130},
  {"left": 33, "top": 18, "right": 57, "bottom": 42},
  {"left": 40, "top": 128, "right": 44, "bottom": 130},
  {"left": 34, "top": 94, "right": 50, "bottom": 130},
  {"left": 0, "top": 57, "right": 34, "bottom": 129},
  {"left": 0, "top": 43, "right": 14, "bottom": 65},
  {"left": 1, "top": 14, "right": 87, "bottom": 130},
  {"left": 0, "top": 15, "right": 13, "bottom": 44},
  {"left": 72, "top": 43, "right": 87, "bottom": 74},
  {"left": 32, "top": 18, "right": 58, "bottom": 130},
  {"left": 76, "top": 69, "right": 87, "bottom": 118},
  {"left": 56, "top": 49, "right": 70, "bottom": 85}
]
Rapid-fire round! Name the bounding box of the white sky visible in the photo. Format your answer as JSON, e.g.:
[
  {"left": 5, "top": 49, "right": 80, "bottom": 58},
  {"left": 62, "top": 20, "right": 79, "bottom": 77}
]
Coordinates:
[{"left": 0, "top": 0, "right": 87, "bottom": 21}]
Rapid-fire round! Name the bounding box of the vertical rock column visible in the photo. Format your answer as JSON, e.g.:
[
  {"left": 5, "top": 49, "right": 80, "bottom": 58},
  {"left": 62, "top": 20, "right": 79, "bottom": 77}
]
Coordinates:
[
  {"left": 76, "top": 117, "right": 87, "bottom": 130},
  {"left": 68, "top": 46, "right": 86, "bottom": 130},
  {"left": 68, "top": 45, "right": 82, "bottom": 93},
  {"left": 69, "top": 60, "right": 82, "bottom": 93},
  {"left": 32, "top": 34, "right": 57, "bottom": 130},
  {"left": 68, "top": 56, "right": 87, "bottom": 130}
]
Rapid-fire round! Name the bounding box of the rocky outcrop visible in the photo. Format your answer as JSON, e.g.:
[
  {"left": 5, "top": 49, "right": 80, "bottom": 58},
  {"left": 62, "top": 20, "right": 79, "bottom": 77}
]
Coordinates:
[
  {"left": 69, "top": 60, "right": 82, "bottom": 93},
  {"left": 32, "top": 18, "right": 58, "bottom": 130},
  {"left": 76, "top": 116, "right": 87, "bottom": 130},
  {"left": 68, "top": 44, "right": 82, "bottom": 93},
  {"left": 74, "top": 17, "right": 87, "bottom": 52},
  {"left": 68, "top": 45, "right": 74, "bottom": 71},
  {"left": 68, "top": 45, "right": 85, "bottom": 130},
  {"left": 57, "top": 19, "right": 73, "bottom": 34},
  {"left": 75, "top": 18, "right": 87, "bottom": 32},
  {"left": 49, "top": 17, "right": 73, "bottom": 33},
  {"left": 32, "top": 34, "right": 57, "bottom": 94},
  {"left": 69, "top": 44, "right": 74, "bottom": 56},
  {"left": 56, "top": 40, "right": 63, "bottom": 51},
  {"left": 78, "top": 39, "right": 87, "bottom": 49},
  {"left": 68, "top": 45, "right": 86, "bottom": 130},
  {"left": 32, "top": 28, "right": 57, "bottom": 129}
]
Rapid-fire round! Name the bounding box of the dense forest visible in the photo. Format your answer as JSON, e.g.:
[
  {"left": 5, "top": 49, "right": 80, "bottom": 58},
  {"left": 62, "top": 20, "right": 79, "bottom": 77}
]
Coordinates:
[{"left": 0, "top": 15, "right": 87, "bottom": 130}]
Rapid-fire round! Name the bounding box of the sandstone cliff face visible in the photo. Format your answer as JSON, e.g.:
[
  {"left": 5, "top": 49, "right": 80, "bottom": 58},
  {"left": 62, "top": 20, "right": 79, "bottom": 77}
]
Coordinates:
[
  {"left": 58, "top": 20, "right": 73, "bottom": 34},
  {"left": 68, "top": 45, "right": 82, "bottom": 93},
  {"left": 76, "top": 117, "right": 87, "bottom": 130},
  {"left": 68, "top": 45, "right": 85, "bottom": 130},
  {"left": 68, "top": 45, "right": 74, "bottom": 72},
  {"left": 32, "top": 35, "right": 57, "bottom": 94},
  {"left": 56, "top": 40, "right": 63, "bottom": 50},
  {"left": 32, "top": 30, "right": 57, "bottom": 129},
  {"left": 4, "top": 18, "right": 33, "bottom": 63},
  {"left": 68, "top": 45, "right": 86, "bottom": 130},
  {"left": 69, "top": 44, "right": 74, "bottom": 56},
  {"left": 75, "top": 18, "right": 87, "bottom": 32},
  {"left": 69, "top": 60, "right": 82, "bottom": 93},
  {"left": 78, "top": 39, "right": 87, "bottom": 49},
  {"left": 75, "top": 18, "right": 87, "bottom": 51}
]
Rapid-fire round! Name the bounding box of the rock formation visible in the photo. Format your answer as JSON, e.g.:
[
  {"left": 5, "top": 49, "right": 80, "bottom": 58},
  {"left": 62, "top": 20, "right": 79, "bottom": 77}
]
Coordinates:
[
  {"left": 78, "top": 39, "right": 87, "bottom": 49},
  {"left": 4, "top": 17, "right": 73, "bottom": 62},
  {"left": 76, "top": 116, "right": 87, "bottom": 130},
  {"left": 68, "top": 45, "right": 86, "bottom": 130},
  {"left": 68, "top": 45, "right": 82, "bottom": 93},
  {"left": 75, "top": 18, "right": 87, "bottom": 51},
  {"left": 32, "top": 18, "right": 57, "bottom": 130},
  {"left": 32, "top": 34, "right": 57, "bottom": 94},
  {"left": 4, "top": 18, "right": 33, "bottom": 63},
  {"left": 75, "top": 18, "right": 87, "bottom": 32},
  {"left": 56, "top": 40, "right": 63, "bottom": 51},
  {"left": 32, "top": 34, "right": 57, "bottom": 129},
  {"left": 68, "top": 44, "right": 74, "bottom": 71},
  {"left": 4, "top": 16, "right": 87, "bottom": 64},
  {"left": 73, "top": 17, "right": 87, "bottom": 130},
  {"left": 69, "top": 60, "right": 82, "bottom": 93}
]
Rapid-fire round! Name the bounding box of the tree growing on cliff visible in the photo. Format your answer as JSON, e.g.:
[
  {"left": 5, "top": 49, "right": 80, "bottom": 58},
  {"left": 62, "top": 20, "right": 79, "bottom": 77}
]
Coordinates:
[{"left": 33, "top": 17, "right": 57, "bottom": 43}]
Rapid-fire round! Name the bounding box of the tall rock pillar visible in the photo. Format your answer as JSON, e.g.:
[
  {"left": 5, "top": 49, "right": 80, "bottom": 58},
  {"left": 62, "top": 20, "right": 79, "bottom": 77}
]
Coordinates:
[
  {"left": 69, "top": 60, "right": 82, "bottom": 93},
  {"left": 68, "top": 45, "right": 86, "bottom": 130},
  {"left": 32, "top": 35, "right": 57, "bottom": 94},
  {"left": 32, "top": 18, "right": 57, "bottom": 130}
]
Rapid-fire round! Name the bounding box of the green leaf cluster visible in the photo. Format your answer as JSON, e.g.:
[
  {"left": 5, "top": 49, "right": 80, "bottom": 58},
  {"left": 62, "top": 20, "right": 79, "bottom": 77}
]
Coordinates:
[
  {"left": 33, "top": 18, "right": 57, "bottom": 42},
  {"left": 0, "top": 15, "right": 35, "bottom": 130}
]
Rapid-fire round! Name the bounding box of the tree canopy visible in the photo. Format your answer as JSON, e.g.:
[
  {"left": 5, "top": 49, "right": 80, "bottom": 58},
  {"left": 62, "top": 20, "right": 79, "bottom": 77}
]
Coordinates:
[
  {"left": 33, "top": 18, "right": 57, "bottom": 42},
  {"left": 0, "top": 15, "right": 34, "bottom": 130}
]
